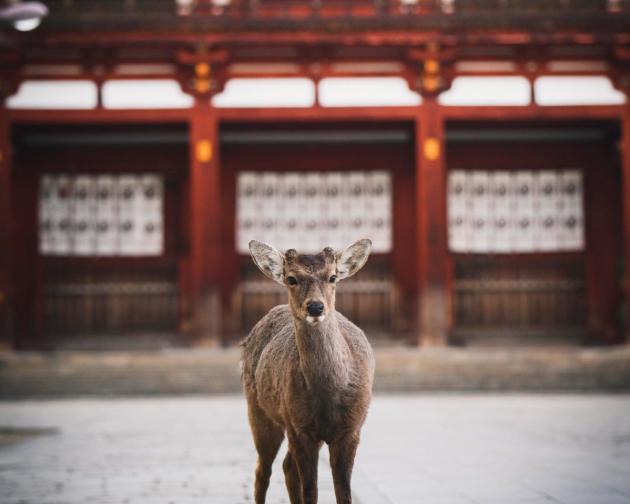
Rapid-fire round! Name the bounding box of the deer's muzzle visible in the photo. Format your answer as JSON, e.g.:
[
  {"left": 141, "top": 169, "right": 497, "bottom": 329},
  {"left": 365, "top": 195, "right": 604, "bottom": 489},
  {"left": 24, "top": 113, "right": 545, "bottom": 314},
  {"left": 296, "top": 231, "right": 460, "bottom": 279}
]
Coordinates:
[{"left": 306, "top": 301, "right": 325, "bottom": 317}]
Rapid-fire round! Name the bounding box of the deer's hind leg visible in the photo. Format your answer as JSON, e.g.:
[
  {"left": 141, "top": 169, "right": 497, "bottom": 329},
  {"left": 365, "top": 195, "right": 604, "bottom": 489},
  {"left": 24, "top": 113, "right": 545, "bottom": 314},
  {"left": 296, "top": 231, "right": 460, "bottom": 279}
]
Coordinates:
[
  {"left": 282, "top": 450, "right": 301, "bottom": 504},
  {"left": 247, "top": 398, "right": 285, "bottom": 504}
]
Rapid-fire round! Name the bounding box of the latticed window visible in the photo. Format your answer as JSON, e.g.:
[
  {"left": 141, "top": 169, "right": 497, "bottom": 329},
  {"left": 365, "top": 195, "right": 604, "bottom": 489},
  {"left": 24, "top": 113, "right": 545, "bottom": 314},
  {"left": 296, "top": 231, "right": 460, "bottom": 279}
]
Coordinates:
[
  {"left": 447, "top": 169, "right": 584, "bottom": 253},
  {"left": 39, "top": 174, "right": 164, "bottom": 256},
  {"left": 236, "top": 171, "right": 392, "bottom": 254}
]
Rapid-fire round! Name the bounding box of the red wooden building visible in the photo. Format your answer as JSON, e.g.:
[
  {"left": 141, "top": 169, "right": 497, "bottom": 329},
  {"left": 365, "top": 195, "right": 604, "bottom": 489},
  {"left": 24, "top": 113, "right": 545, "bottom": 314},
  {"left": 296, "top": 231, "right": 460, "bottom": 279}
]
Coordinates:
[{"left": 1, "top": 0, "right": 630, "bottom": 349}]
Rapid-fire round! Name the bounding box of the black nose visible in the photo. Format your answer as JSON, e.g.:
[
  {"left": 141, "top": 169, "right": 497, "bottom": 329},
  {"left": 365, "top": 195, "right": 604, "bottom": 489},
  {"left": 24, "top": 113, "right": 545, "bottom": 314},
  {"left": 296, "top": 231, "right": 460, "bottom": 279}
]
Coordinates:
[{"left": 306, "top": 301, "right": 324, "bottom": 317}]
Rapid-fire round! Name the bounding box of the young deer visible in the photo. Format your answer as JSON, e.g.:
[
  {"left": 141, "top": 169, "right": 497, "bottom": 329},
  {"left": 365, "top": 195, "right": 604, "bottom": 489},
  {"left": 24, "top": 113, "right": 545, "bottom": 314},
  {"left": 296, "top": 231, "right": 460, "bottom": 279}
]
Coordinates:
[{"left": 241, "top": 239, "right": 375, "bottom": 504}]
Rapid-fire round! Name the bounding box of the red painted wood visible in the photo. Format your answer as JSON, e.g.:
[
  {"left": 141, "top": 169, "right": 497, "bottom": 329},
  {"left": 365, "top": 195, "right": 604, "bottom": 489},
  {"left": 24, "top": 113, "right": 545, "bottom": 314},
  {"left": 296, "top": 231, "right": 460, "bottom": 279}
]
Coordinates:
[
  {"left": 15, "top": 58, "right": 623, "bottom": 86},
  {"left": 416, "top": 98, "right": 449, "bottom": 345},
  {"left": 584, "top": 140, "right": 622, "bottom": 344},
  {"left": 10, "top": 129, "right": 188, "bottom": 347},
  {"left": 218, "top": 151, "right": 238, "bottom": 327},
  {"left": 442, "top": 105, "right": 624, "bottom": 121},
  {"left": 217, "top": 107, "right": 418, "bottom": 122},
  {"left": 621, "top": 106, "right": 630, "bottom": 343},
  {"left": 7, "top": 105, "right": 623, "bottom": 128},
  {"left": 0, "top": 110, "right": 13, "bottom": 345},
  {"left": 34, "top": 30, "right": 630, "bottom": 48},
  {"left": 11, "top": 157, "right": 41, "bottom": 348},
  {"left": 3, "top": 102, "right": 626, "bottom": 346},
  {"left": 447, "top": 120, "right": 622, "bottom": 344},
  {"left": 220, "top": 124, "right": 416, "bottom": 333},
  {"left": 187, "top": 100, "right": 223, "bottom": 338},
  {"left": 8, "top": 109, "right": 191, "bottom": 124}
]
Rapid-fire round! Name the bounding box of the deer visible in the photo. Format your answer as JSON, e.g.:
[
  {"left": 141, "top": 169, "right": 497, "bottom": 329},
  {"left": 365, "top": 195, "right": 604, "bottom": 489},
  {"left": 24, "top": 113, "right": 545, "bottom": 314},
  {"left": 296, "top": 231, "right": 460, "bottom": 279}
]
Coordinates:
[{"left": 241, "top": 238, "right": 375, "bottom": 504}]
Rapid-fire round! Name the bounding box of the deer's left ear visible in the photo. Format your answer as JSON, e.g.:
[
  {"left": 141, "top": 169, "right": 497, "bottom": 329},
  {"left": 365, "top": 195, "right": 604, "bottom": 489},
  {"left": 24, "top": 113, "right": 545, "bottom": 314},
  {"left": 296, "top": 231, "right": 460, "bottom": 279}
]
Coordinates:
[{"left": 336, "top": 238, "right": 372, "bottom": 280}]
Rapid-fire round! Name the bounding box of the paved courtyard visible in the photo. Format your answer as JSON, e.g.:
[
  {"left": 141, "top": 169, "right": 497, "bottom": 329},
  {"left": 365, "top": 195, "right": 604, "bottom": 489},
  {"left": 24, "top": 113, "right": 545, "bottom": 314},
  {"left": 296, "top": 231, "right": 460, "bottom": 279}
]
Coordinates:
[{"left": 0, "top": 395, "right": 629, "bottom": 504}]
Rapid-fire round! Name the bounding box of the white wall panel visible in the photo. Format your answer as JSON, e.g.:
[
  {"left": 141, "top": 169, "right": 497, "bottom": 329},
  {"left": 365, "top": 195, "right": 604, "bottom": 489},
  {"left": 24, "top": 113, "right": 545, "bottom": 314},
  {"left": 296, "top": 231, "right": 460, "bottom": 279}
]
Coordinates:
[
  {"left": 7, "top": 80, "right": 98, "bottom": 109},
  {"left": 318, "top": 77, "right": 421, "bottom": 107},
  {"left": 212, "top": 78, "right": 316, "bottom": 108},
  {"left": 513, "top": 172, "right": 536, "bottom": 252},
  {"left": 95, "top": 176, "right": 119, "bottom": 255},
  {"left": 447, "top": 169, "right": 584, "bottom": 253},
  {"left": 534, "top": 76, "right": 625, "bottom": 106},
  {"left": 447, "top": 170, "right": 469, "bottom": 253},
  {"left": 236, "top": 171, "right": 392, "bottom": 253},
  {"left": 439, "top": 76, "right": 531, "bottom": 106},
  {"left": 38, "top": 174, "right": 164, "bottom": 257},
  {"left": 491, "top": 171, "right": 512, "bottom": 253},
  {"left": 72, "top": 176, "right": 97, "bottom": 256}
]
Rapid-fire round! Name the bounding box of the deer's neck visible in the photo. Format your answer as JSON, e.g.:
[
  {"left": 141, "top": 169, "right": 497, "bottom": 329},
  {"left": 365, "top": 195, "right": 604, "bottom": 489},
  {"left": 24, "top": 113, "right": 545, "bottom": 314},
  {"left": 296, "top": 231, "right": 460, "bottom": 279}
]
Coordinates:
[{"left": 294, "top": 313, "right": 350, "bottom": 391}]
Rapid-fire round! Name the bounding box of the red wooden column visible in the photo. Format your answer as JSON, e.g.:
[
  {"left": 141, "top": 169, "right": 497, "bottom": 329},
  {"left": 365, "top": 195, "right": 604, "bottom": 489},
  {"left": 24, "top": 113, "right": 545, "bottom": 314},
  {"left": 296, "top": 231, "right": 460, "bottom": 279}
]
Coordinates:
[
  {"left": 0, "top": 104, "right": 13, "bottom": 346},
  {"left": 177, "top": 53, "right": 228, "bottom": 342},
  {"left": 187, "top": 98, "right": 222, "bottom": 340},
  {"left": 176, "top": 54, "right": 228, "bottom": 342},
  {"left": 584, "top": 132, "right": 623, "bottom": 344},
  {"left": 415, "top": 97, "right": 450, "bottom": 345},
  {"left": 621, "top": 101, "right": 630, "bottom": 342}
]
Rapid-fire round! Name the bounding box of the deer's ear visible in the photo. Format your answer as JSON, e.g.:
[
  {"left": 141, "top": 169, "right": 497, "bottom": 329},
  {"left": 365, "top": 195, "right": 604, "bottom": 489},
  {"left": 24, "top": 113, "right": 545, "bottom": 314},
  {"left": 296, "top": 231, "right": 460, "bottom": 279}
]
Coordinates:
[
  {"left": 336, "top": 238, "right": 372, "bottom": 280},
  {"left": 249, "top": 240, "right": 285, "bottom": 285}
]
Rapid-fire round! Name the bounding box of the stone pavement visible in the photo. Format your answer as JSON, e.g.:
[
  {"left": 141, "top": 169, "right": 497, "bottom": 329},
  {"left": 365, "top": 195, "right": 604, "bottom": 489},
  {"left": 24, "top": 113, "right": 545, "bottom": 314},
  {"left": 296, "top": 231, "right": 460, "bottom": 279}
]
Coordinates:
[
  {"left": 1, "top": 395, "right": 630, "bottom": 504},
  {"left": 2, "top": 345, "right": 630, "bottom": 398}
]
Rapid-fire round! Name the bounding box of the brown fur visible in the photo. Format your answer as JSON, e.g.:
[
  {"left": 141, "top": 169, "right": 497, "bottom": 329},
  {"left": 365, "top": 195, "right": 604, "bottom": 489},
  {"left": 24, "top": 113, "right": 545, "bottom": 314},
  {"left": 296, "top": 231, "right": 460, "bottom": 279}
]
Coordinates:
[{"left": 242, "top": 247, "right": 375, "bottom": 504}]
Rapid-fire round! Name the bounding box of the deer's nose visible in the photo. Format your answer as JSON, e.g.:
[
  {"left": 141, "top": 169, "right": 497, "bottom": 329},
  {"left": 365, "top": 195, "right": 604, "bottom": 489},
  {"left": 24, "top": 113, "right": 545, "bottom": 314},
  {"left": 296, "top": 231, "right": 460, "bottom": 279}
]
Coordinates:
[{"left": 306, "top": 301, "right": 324, "bottom": 317}]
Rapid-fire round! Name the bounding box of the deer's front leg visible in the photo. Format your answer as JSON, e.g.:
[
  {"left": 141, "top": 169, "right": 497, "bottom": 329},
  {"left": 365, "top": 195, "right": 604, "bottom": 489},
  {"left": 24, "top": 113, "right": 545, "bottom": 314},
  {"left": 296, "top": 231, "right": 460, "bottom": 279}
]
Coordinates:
[
  {"left": 287, "top": 429, "right": 320, "bottom": 504},
  {"left": 329, "top": 432, "right": 360, "bottom": 504}
]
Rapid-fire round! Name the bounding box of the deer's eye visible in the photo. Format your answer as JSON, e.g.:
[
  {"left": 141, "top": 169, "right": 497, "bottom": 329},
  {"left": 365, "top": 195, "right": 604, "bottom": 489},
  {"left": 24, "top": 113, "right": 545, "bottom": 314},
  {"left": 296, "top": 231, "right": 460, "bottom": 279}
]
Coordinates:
[
  {"left": 329, "top": 275, "right": 337, "bottom": 284},
  {"left": 287, "top": 276, "right": 298, "bottom": 286}
]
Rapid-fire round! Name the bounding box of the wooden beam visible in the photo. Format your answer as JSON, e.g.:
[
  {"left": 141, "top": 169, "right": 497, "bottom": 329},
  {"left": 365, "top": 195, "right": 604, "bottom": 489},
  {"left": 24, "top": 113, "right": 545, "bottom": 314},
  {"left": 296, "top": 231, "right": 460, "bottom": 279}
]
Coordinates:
[
  {"left": 8, "top": 108, "right": 191, "bottom": 125},
  {"left": 442, "top": 105, "right": 625, "bottom": 121},
  {"left": 216, "top": 106, "right": 418, "bottom": 122},
  {"left": 0, "top": 106, "right": 13, "bottom": 347},
  {"left": 17, "top": 14, "right": 630, "bottom": 45},
  {"left": 415, "top": 98, "right": 449, "bottom": 345},
  {"left": 6, "top": 105, "right": 625, "bottom": 128}
]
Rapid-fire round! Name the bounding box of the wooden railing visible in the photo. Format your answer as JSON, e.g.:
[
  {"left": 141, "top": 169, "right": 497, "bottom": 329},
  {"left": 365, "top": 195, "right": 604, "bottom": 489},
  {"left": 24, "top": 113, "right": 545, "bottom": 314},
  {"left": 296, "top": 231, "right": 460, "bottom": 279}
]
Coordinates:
[
  {"left": 452, "top": 257, "right": 586, "bottom": 333},
  {"left": 43, "top": 267, "right": 179, "bottom": 335}
]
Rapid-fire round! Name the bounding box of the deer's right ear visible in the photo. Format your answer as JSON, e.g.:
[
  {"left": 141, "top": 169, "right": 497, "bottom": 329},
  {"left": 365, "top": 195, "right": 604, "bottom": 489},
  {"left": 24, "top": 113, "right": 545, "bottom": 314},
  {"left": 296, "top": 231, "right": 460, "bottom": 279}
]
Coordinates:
[{"left": 249, "top": 240, "right": 285, "bottom": 285}]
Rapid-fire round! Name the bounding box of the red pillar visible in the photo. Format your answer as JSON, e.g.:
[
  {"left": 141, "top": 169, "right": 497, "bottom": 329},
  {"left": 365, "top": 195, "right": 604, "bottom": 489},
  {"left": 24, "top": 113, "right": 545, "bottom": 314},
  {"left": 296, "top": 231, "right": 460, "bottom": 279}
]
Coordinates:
[
  {"left": 187, "top": 99, "right": 223, "bottom": 340},
  {"left": 415, "top": 98, "right": 450, "bottom": 345},
  {"left": 584, "top": 133, "right": 623, "bottom": 344},
  {"left": 0, "top": 106, "right": 13, "bottom": 347},
  {"left": 621, "top": 104, "right": 630, "bottom": 342}
]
